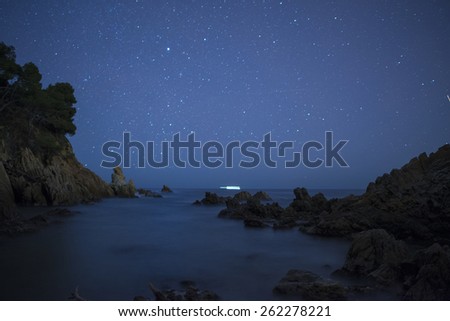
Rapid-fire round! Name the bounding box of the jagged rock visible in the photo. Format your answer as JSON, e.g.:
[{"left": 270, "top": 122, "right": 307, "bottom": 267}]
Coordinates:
[
  {"left": 338, "top": 229, "right": 409, "bottom": 281},
  {"left": 194, "top": 192, "right": 229, "bottom": 205},
  {"left": 273, "top": 270, "right": 347, "bottom": 300},
  {"left": 218, "top": 200, "right": 285, "bottom": 221},
  {"left": 295, "top": 144, "right": 450, "bottom": 243},
  {"left": 2, "top": 146, "right": 114, "bottom": 206},
  {"left": 0, "top": 161, "right": 17, "bottom": 220},
  {"left": 110, "top": 167, "right": 136, "bottom": 198},
  {"left": 225, "top": 198, "right": 240, "bottom": 209},
  {"left": 233, "top": 191, "right": 252, "bottom": 201},
  {"left": 253, "top": 191, "right": 272, "bottom": 201},
  {"left": 161, "top": 185, "right": 173, "bottom": 193}
]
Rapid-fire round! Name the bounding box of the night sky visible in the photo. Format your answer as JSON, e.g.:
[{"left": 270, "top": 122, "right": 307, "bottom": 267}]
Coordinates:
[{"left": 1, "top": 0, "right": 449, "bottom": 189}]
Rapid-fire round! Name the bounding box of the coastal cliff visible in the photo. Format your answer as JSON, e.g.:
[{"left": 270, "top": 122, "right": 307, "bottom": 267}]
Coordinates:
[{"left": 0, "top": 42, "right": 113, "bottom": 226}]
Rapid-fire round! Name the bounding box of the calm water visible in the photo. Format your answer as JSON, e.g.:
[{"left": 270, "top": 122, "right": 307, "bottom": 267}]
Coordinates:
[{"left": 0, "top": 189, "right": 361, "bottom": 300}]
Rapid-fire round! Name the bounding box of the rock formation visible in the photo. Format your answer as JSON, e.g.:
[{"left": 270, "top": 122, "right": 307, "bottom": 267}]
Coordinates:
[
  {"left": 193, "top": 192, "right": 229, "bottom": 205},
  {"left": 1, "top": 142, "right": 114, "bottom": 207},
  {"left": 136, "top": 188, "right": 162, "bottom": 198},
  {"left": 0, "top": 43, "right": 115, "bottom": 230},
  {"left": 110, "top": 167, "right": 136, "bottom": 198},
  {"left": 298, "top": 144, "right": 450, "bottom": 243},
  {"left": 161, "top": 185, "right": 173, "bottom": 193}
]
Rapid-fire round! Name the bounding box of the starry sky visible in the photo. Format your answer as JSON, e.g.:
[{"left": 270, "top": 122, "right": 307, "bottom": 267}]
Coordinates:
[{"left": 1, "top": 0, "right": 449, "bottom": 189}]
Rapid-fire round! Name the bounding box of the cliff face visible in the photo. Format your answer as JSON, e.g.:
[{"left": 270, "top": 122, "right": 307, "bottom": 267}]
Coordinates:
[
  {"left": 0, "top": 42, "right": 114, "bottom": 218},
  {"left": 0, "top": 136, "right": 114, "bottom": 207}
]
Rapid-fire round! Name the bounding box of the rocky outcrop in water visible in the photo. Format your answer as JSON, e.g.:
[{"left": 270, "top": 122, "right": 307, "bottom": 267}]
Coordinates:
[
  {"left": 110, "top": 167, "right": 136, "bottom": 198},
  {"left": 0, "top": 43, "right": 115, "bottom": 230},
  {"left": 137, "top": 188, "right": 162, "bottom": 198},
  {"left": 194, "top": 190, "right": 273, "bottom": 206},
  {"left": 193, "top": 192, "right": 228, "bottom": 205},
  {"left": 161, "top": 185, "right": 173, "bottom": 193}
]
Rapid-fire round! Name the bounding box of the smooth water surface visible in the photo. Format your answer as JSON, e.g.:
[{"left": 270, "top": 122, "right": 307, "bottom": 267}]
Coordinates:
[{"left": 0, "top": 189, "right": 360, "bottom": 300}]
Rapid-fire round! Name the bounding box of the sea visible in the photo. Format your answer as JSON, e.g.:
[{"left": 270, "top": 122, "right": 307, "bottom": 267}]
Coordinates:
[{"left": 0, "top": 188, "right": 363, "bottom": 300}]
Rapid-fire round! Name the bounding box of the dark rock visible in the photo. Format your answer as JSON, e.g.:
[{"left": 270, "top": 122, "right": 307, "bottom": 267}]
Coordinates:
[
  {"left": 296, "top": 144, "right": 450, "bottom": 242},
  {"left": 46, "top": 208, "right": 74, "bottom": 217},
  {"left": 233, "top": 191, "right": 252, "bottom": 201},
  {"left": 338, "top": 229, "right": 409, "bottom": 285},
  {"left": 252, "top": 191, "right": 272, "bottom": 201},
  {"left": 244, "top": 218, "right": 268, "bottom": 228},
  {"left": 225, "top": 198, "right": 240, "bottom": 209},
  {"left": 218, "top": 201, "right": 285, "bottom": 221},
  {"left": 273, "top": 270, "right": 347, "bottom": 300},
  {"left": 137, "top": 188, "right": 162, "bottom": 198},
  {"left": 196, "top": 192, "right": 229, "bottom": 205},
  {"left": 149, "top": 282, "right": 219, "bottom": 301},
  {"left": 3, "top": 145, "right": 114, "bottom": 207},
  {"left": 0, "top": 161, "right": 17, "bottom": 221},
  {"left": 403, "top": 243, "right": 450, "bottom": 300},
  {"left": 161, "top": 185, "right": 173, "bottom": 193}
]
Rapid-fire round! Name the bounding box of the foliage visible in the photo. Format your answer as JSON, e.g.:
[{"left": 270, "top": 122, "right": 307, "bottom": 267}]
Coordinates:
[{"left": 0, "top": 42, "right": 78, "bottom": 155}]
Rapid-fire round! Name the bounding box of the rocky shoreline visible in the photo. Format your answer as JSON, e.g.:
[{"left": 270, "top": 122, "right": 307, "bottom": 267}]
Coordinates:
[{"left": 210, "top": 144, "right": 450, "bottom": 300}]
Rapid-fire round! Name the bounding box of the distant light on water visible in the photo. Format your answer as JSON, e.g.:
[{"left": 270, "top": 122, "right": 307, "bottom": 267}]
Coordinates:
[{"left": 220, "top": 186, "right": 241, "bottom": 190}]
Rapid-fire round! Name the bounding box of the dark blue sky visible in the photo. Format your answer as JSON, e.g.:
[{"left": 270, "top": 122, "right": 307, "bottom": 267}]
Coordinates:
[{"left": 1, "top": 0, "right": 449, "bottom": 189}]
